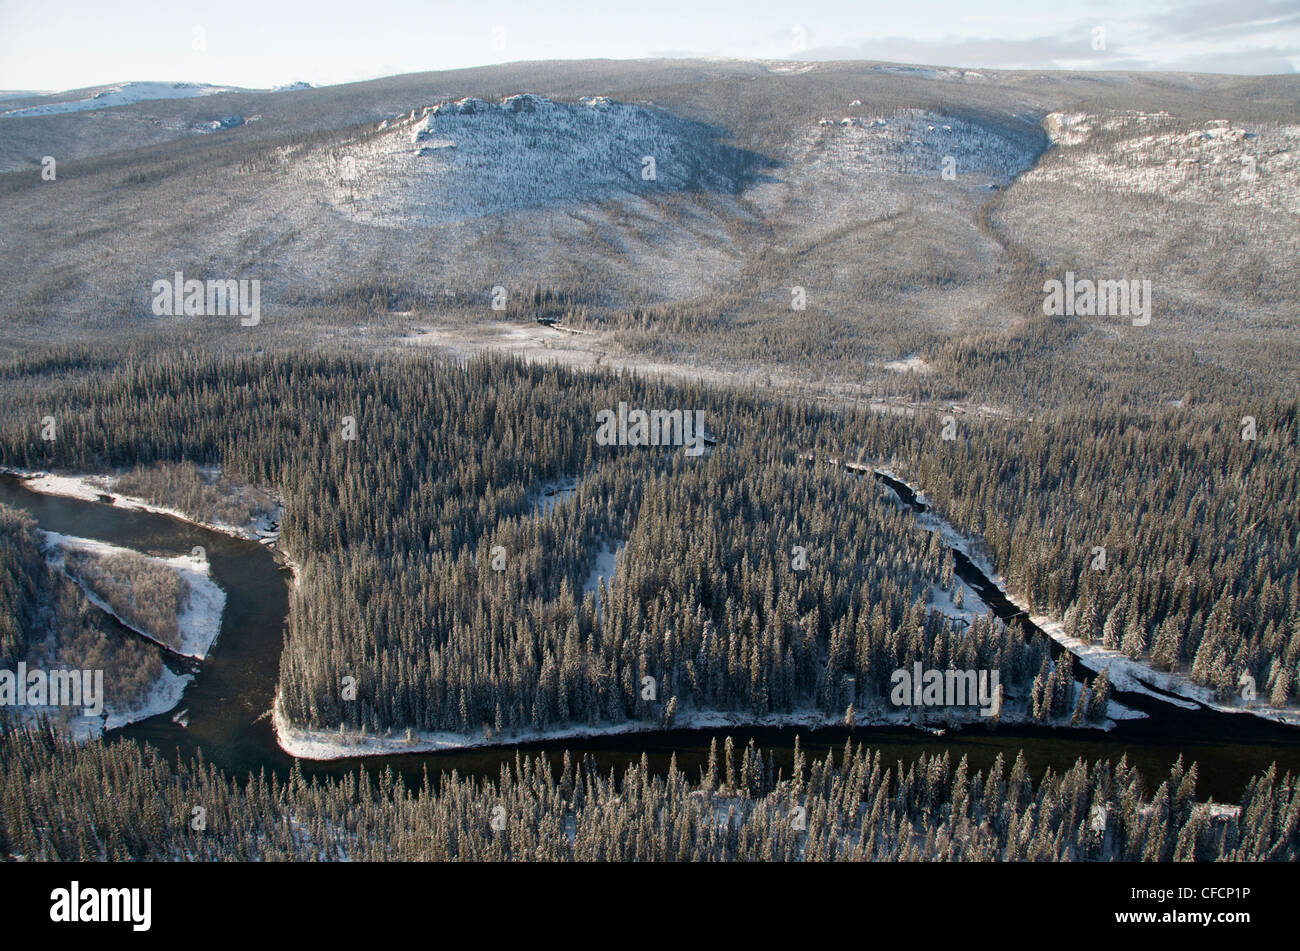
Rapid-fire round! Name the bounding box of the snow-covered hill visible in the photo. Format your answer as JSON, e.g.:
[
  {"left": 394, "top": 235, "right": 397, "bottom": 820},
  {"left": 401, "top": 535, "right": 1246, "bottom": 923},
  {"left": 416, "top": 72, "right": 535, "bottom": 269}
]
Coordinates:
[
  {"left": 3, "top": 59, "right": 1288, "bottom": 361},
  {"left": 996, "top": 108, "right": 1300, "bottom": 334},
  {"left": 0, "top": 80, "right": 302, "bottom": 118},
  {"left": 315, "top": 93, "right": 764, "bottom": 227},
  {"left": 745, "top": 107, "right": 1042, "bottom": 256},
  {"left": 1033, "top": 110, "right": 1299, "bottom": 214},
  {"left": 818, "top": 108, "right": 1036, "bottom": 181}
]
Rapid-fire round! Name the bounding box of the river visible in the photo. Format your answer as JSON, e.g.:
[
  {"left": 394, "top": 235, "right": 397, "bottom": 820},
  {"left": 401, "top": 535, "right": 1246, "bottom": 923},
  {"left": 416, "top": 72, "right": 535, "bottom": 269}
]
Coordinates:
[{"left": 2, "top": 472, "right": 1298, "bottom": 803}]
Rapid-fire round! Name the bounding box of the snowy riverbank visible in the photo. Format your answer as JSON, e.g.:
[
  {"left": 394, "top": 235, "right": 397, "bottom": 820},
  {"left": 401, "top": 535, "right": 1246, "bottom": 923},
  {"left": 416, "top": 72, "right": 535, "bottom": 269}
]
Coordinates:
[
  {"left": 877, "top": 466, "right": 1300, "bottom": 729},
  {"left": 273, "top": 690, "right": 1134, "bottom": 761},
  {"left": 41, "top": 531, "right": 226, "bottom": 660},
  {"left": 10, "top": 666, "right": 193, "bottom": 742},
  {"left": 2, "top": 466, "right": 302, "bottom": 741},
  {"left": 2, "top": 467, "right": 282, "bottom": 542}
]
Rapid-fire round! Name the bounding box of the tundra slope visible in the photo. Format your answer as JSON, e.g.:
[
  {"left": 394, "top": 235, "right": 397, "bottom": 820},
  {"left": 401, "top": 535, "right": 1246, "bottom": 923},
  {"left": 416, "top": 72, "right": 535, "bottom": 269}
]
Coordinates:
[
  {"left": 4, "top": 61, "right": 1294, "bottom": 416},
  {"left": 1, "top": 62, "right": 1278, "bottom": 350}
]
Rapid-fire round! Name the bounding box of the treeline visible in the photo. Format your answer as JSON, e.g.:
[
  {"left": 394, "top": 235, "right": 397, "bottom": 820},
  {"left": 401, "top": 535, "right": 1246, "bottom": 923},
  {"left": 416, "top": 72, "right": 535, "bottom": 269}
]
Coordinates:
[{"left": 2, "top": 726, "right": 1297, "bottom": 861}]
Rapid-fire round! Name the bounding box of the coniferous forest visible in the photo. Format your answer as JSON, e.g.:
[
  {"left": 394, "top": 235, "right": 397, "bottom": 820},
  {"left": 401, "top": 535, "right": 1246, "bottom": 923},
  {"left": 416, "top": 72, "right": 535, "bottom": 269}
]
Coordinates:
[
  {"left": 0, "top": 45, "right": 1297, "bottom": 886},
  {"left": 0, "top": 340, "right": 1296, "bottom": 867},
  {"left": 2, "top": 725, "right": 1297, "bottom": 861},
  {"left": 0, "top": 346, "right": 1147, "bottom": 741}
]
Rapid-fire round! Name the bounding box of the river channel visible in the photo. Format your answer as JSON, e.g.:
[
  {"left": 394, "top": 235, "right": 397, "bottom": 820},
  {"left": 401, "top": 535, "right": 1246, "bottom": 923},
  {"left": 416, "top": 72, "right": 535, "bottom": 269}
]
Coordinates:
[{"left": 3, "top": 472, "right": 1297, "bottom": 803}]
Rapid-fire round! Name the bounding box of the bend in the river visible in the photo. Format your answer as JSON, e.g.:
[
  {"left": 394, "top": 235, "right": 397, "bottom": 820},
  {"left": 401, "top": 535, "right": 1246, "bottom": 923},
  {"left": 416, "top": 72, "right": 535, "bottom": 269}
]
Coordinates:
[{"left": 2, "top": 472, "right": 1297, "bottom": 802}]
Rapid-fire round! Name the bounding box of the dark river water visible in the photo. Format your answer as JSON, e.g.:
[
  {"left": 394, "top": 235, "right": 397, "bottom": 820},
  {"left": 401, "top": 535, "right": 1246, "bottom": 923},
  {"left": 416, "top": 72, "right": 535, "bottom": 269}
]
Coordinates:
[{"left": 3, "top": 472, "right": 1298, "bottom": 803}]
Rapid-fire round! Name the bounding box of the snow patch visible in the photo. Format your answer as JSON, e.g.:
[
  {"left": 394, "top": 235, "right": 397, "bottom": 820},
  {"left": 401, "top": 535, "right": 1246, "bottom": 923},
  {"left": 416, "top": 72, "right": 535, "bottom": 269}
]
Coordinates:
[
  {"left": 104, "top": 668, "right": 191, "bottom": 730},
  {"left": 883, "top": 355, "right": 932, "bottom": 373},
  {"left": 12, "top": 667, "right": 191, "bottom": 741},
  {"left": 532, "top": 478, "right": 580, "bottom": 517},
  {"left": 926, "top": 579, "right": 985, "bottom": 627}
]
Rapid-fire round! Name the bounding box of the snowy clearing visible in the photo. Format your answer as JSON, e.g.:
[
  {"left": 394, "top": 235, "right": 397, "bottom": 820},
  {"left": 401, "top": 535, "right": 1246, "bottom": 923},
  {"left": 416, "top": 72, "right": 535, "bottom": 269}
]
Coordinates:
[
  {"left": 883, "top": 355, "right": 932, "bottom": 373},
  {"left": 581, "top": 542, "right": 623, "bottom": 598}
]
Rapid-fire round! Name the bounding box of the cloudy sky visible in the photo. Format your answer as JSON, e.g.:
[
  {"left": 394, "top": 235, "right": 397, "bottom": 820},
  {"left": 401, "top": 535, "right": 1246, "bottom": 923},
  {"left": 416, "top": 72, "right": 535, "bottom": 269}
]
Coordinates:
[{"left": 1, "top": 0, "right": 1296, "bottom": 91}]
